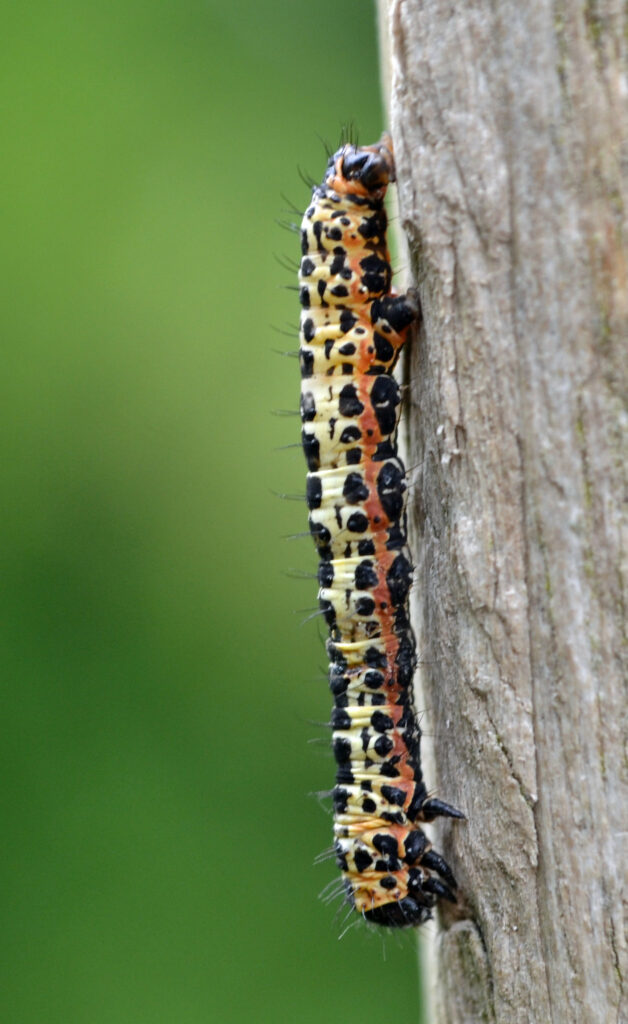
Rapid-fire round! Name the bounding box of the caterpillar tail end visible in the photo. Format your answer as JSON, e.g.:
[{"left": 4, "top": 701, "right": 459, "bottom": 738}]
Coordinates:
[{"left": 363, "top": 897, "right": 433, "bottom": 929}]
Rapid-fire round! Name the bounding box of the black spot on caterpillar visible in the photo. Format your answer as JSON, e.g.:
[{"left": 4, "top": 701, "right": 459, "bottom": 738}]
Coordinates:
[{"left": 297, "top": 134, "right": 463, "bottom": 929}]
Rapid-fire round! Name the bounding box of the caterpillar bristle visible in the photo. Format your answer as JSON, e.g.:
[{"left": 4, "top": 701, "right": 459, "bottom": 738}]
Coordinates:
[
  {"left": 271, "top": 348, "right": 300, "bottom": 358},
  {"left": 275, "top": 218, "right": 300, "bottom": 233},
  {"left": 297, "top": 165, "right": 317, "bottom": 190},
  {"left": 283, "top": 568, "right": 318, "bottom": 580},
  {"left": 338, "top": 122, "right": 359, "bottom": 148},
  {"left": 270, "top": 489, "right": 305, "bottom": 501},
  {"left": 273, "top": 252, "right": 300, "bottom": 273},
  {"left": 314, "top": 846, "right": 337, "bottom": 865},
  {"left": 298, "top": 607, "right": 326, "bottom": 627},
  {"left": 320, "top": 880, "right": 347, "bottom": 906},
  {"left": 314, "top": 133, "right": 333, "bottom": 158},
  {"left": 280, "top": 191, "right": 304, "bottom": 216}
]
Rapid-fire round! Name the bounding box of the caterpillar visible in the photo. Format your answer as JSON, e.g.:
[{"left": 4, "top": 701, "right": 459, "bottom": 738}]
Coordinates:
[{"left": 298, "top": 134, "right": 463, "bottom": 928}]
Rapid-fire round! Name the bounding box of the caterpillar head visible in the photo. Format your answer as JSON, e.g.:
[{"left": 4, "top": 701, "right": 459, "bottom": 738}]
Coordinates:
[{"left": 324, "top": 134, "right": 395, "bottom": 201}]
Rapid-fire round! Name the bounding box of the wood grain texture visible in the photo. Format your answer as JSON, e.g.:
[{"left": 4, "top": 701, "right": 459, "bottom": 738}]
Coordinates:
[{"left": 378, "top": 2, "right": 627, "bottom": 1021}]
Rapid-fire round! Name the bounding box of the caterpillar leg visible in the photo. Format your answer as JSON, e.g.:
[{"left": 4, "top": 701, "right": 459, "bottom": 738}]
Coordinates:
[
  {"left": 371, "top": 290, "right": 420, "bottom": 335},
  {"left": 421, "top": 797, "right": 466, "bottom": 822}
]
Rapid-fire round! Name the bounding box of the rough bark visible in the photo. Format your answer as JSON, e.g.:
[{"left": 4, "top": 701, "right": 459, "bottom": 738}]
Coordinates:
[{"left": 378, "top": 3, "right": 628, "bottom": 1022}]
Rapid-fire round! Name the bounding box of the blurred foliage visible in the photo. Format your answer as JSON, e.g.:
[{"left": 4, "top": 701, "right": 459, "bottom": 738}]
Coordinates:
[{"left": 1, "top": 2, "right": 423, "bottom": 1021}]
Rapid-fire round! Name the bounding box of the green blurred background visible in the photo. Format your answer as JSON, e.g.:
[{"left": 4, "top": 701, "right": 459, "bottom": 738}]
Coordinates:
[{"left": 2, "top": 2, "right": 423, "bottom": 1020}]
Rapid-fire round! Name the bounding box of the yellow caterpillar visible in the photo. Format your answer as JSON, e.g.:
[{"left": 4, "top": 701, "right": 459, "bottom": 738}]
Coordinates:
[{"left": 298, "top": 135, "right": 463, "bottom": 927}]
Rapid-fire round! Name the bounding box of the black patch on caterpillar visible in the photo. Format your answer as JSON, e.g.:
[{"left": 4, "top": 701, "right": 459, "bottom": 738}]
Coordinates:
[
  {"left": 312, "top": 219, "right": 325, "bottom": 252},
  {"left": 370, "top": 374, "right": 401, "bottom": 436},
  {"left": 404, "top": 829, "right": 428, "bottom": 864},
  {"left": 381, "top": 785, "right": 406, "bottom": 808},
  {"left": 296, "top": 134, "right": 462, "bottom": 930},
  {"left": 306, "top": 475, "right": 322, "bottom": 510},
  {"left": 386, "top": 553, "right": 413, "bottom": 605},
  {"left": 300, "top": 349, "right": 314, "bottom": 379},
  {"left": 376, "top": 460, "right": 405, "bottom": 521},
  {"left": 329, "top": 253, "right": 345, "bottom": 275},
  {"left": 365, "top": 645, "right": 387, "bottom": 669},
  {"left": 318, "top": 562, "right": 334, "bottom": 587},
  {"left": 343, "top": 472, "right": 369, "bottom": 504},
  {"left": 407, "top": 788, "right": 427, "bottom": 821},
  {"left": 355, "top": 595, "right": 375, "bottom": 617},
  {"left": 331, "top": 707, "right": 352, "bottom": 730},
  {"left": 371, "top": 710, "right": 393, "bottom": 732},
  {"left": 300, "top": 391, "right": 316, "bottom": 422},
  {"left": 329, "top": 668, "right": 348, "bottom": 697},
  {"left": 373, "top": 832, "right": 400, "bottom": 860},
  {"left": 338, "top": 383, "right": 364, "bottom": 417},
  {"left": 346, "top": 512, "right": 368, "bottom": 536},
  {"left": 309, "top": 514, "right": 331, "bottom": 548},
  {"left": 333, "top": 786, "right": 349, "bottom": 812},
  {"left": 359, "top": 253, "right": 391, "bottom": 293},
  {"left": 373, "top": 439, "right": 396, "bottom": 461},
  {"left": 339, "top": 309, "right": 358, "bottom": 333},
  {"left": 320, "top": 597, "right": 336, "bottom": 627},
  {"left": 301, "top": 428, "right": 319, "bottom": 470},
  {"left": 339, "top": 425, "right": 361, "bottom": 444},
  {"left": 371, "top": 293, "right": 418, "bottom": 333},
  {"left": 373, "top": 330, "right": 395, "bottom": 363},
  {"left": 354, "top": 561, "right": 378, "bottom": 589},
  {"left": 381, "top": 810, "right": 405, "bottom": 825},
  {"left": 333, "top": 739, "right": 351, "bottom": 766},
  {"left": 335, "top": 846, "right": 349, "bottom": 871},
  {"left": 354, "top": 849, "right": 373, "bottom": 872},
  {"left": 358, "top": 210, "right": 387, "bottom": 240},
  {"left": 374, "top": 734, "right": 393, "bottom": 758}
]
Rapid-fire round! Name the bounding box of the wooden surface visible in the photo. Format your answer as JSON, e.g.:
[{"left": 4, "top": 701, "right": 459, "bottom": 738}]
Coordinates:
[{"left": 378, "top": 2, "right": 628, "bottom": 1021}]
